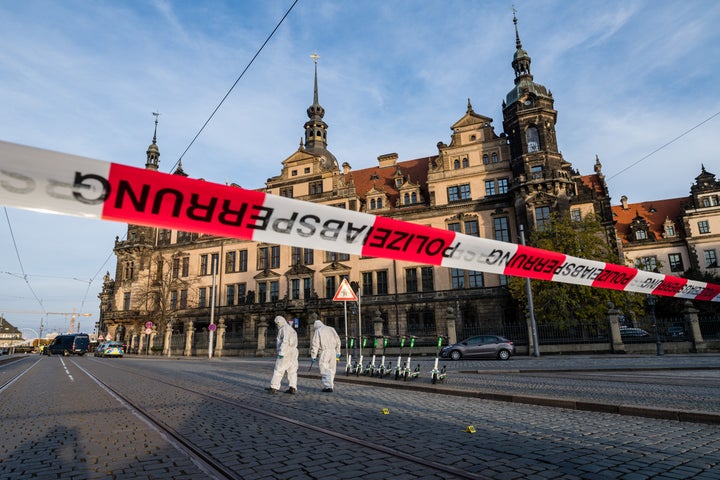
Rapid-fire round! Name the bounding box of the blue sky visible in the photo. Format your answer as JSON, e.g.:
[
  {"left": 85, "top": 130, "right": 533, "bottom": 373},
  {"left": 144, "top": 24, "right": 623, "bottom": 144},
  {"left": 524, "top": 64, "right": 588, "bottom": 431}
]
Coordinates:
[{"left": 1, "top": 0, "right": 719, "bottom": 335}]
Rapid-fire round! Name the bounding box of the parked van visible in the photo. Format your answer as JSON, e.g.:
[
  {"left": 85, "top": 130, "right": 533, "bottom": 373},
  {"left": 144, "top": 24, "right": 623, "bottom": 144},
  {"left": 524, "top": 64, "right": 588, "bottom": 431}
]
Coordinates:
[{"left": 45, "top": 333, "right": 90, "bottom": 356}]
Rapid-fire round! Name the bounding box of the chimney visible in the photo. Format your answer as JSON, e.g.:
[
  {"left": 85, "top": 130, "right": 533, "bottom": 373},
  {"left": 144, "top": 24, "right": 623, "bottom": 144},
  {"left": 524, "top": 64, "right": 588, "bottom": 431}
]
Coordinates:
[
  {"left": 378, "top": 153, "right": 398, "bottom": 168},
  {"left": 621, "top": 195, "right": 628, "bottom": 210}
]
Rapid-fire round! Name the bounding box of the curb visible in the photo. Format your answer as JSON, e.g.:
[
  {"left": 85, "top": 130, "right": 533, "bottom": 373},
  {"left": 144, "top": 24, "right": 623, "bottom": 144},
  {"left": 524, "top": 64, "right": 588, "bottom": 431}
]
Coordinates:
[{"left": 298, "top": 372, "right": 720, "bottom": 425}]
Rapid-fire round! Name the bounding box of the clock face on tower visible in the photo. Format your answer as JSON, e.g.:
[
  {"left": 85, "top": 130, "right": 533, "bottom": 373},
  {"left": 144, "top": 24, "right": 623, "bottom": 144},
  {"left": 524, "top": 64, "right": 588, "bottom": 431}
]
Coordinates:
[{"left": 524, "top": 98, "right": 532, "bottom": 106}]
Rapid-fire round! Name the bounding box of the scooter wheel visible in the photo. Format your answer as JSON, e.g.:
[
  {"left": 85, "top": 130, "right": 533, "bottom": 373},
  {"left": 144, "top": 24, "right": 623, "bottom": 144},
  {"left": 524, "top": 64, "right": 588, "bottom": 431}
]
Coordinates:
[
  {"left": 404, "top": 371, "right": 409, "bottom": 382},
  {"left": 432, "top": 373, "right": 437, "bottom": 384},
  {"left": 395, "top": 371, "right": 399, "bottom": 381}
]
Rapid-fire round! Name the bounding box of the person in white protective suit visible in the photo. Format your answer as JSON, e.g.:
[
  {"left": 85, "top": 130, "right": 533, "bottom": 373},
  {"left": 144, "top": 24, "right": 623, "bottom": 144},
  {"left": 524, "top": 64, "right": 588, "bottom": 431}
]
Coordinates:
[
  {"left": 267, "top": 315, "right": 299, "bottom": 394},
  {"left": 310, "top": 319, "right": 342, "bottom": 392}
]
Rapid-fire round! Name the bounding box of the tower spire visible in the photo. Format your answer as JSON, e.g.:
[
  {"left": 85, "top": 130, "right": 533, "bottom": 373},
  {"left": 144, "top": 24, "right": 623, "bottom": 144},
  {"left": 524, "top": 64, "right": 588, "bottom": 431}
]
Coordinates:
[
  {"left": 145, "top": 112, "right": 160, "bottom": 170},
  {"left": 302, "top": 53, "right": 337, "bottom": 171},
  {"left": 511, "top": 8, "right": 533, "bottom": 84}
]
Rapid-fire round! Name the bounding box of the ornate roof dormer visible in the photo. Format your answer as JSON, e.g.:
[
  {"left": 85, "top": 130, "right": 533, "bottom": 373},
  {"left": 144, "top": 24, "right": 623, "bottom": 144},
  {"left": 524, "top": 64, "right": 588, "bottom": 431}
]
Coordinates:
[
  {"left": 145, "top": 112, "right": 160, "bottom": 171},
  {"left": 303, "top": 54, "right": 338, "bottom": 172}
]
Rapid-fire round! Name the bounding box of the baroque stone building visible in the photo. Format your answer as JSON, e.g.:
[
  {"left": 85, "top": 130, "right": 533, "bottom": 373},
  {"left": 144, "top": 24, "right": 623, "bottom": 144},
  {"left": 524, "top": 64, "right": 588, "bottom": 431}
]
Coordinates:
[{"left": 98, "top": 16, "right": 614, "bottom": 355}]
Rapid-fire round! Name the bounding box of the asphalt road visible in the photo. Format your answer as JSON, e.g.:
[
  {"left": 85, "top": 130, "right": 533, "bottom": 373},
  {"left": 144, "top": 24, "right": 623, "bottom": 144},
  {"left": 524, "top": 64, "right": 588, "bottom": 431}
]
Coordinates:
[{"left": 1, "top": 353, "right": 719, "bottom": 479}]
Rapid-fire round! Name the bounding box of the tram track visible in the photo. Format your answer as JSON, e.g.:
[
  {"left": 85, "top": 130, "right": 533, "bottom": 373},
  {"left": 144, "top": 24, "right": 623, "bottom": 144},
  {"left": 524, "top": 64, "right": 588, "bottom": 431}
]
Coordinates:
[{"left": 76, "top": 358, "right": 491, "bottom": 480}]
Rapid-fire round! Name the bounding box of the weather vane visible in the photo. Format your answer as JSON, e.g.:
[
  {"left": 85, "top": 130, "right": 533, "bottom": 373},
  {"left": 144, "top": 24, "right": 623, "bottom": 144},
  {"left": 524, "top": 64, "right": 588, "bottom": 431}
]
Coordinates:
[{"left": 310, "top": 53, "right": 319, "bottom": 64}]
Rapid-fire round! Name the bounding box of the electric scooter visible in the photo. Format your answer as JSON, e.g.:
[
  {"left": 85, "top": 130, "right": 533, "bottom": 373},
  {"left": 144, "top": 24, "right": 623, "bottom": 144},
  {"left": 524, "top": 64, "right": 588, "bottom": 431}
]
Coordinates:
[
  {"left": 431, "top": 336, "right": 447, "bottom": 384},
  {"left": 403, "top": 336, "right": 420, "bottom": 381},
  {"left": 376, "top": 337, "right": 390, "bottom": 378},
  {"left": 364, "top": 337, "right": 378, "bottom": 376},
  {"left": 345, "top": 338, "right": 356, "bottom": 376},
  {"left": 355, "top": 337, "right": 366, "bottom": 376},
  {"left": 394, "top": 336, "right": 406, "bottom": 380}
]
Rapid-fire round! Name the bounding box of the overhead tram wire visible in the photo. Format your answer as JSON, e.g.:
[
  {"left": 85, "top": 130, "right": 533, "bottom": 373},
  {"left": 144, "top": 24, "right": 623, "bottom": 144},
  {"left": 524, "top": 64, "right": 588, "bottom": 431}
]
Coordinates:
[
  {"left": 3, "top": 207, "right": 46, "bottom": 313},
  {"left": 607, "top": 109, "right": 720, "bottom": 181},
  {"left": 169, "top": 0, "right": 301, "bottom": 173}
]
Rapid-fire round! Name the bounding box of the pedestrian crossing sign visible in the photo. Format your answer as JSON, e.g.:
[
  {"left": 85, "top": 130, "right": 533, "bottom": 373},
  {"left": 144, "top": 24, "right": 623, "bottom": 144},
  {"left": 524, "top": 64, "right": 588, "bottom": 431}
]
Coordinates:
[{"left": 333, "top": 278, "right": 358, "bottom": 301}]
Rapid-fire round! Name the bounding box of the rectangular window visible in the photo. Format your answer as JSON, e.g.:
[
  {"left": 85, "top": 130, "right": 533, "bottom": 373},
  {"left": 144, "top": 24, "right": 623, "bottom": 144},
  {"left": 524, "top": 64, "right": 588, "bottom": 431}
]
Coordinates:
[
  {"left": 376, "top": 270, "right": 389, "bottom": 295},
  {"left": 451, "top": 268, "right": 464, "bottom": 289},
  {"left": 635, "top": 256, "right": 658, "bottom": 272},
  {"left": 405, "top": 268, "right": 418, "bottom": 293},
  {"left": 464, "top": 220, "right": 479, "bottom": 237},
  {"left": 258, "top": 282, "right": 267, "bottom": 304},
  {"left": 182, "top": 257, "right": 189, "bottom": 277},
  {"left": 303, "top": 278, "right": 312, "bottom": 299},
  {"left": 226, "top": 251, "right": 236, "bottom": 273},
  {"left": 270, "top": 281, "right": 279, "bottom": 302},
  {"left": 200, "top": 255, "right": 208, "bottom": 275},
  {"left": 447, "top": 222, "right": 461, "bottom": 233},
  {"left": 271, "top": 246, "right": 280, "bottom": 269},
  {"left": 362, "top": 272, "right": 373, "bottom": 296},
  {"left": 310, "top": 181, "right": 323, "bottom": 195},
  {"left": 211, "top": 253, "right": 219, "bottom": 274},
  {"left": 180, "top": 289, "right": 188, "bottom": 309},
  {"left": 279, "top": 186, "right": 293, "bottom": 198},
  {"left": 459, "top": 184, "right": 471, "bottom": 200},
  {"left": 158, "top": 229, "right": 171, "bottom": 245},
  {"left": 304, "top": 248, "right": 314, "bottom": 265},
  {"left": 531, "top": 165, "right": 543, "bottom": 179},
  {"left": 292, "top": 279, "right": 300, "bottom": 299},
  {"left": 123, "top": 292, "right": 131, "bottom": 310},
  {"left": 497, "top": 178, "right": 509, "bottom": 194},
  {"left": 238, "top": 283, "right": 247, "bottom": 304},
  {"left": 535, "top": 206, "right": 551, "bottom": 231},
  {"left": 699, "top": 220, "right": 710, "bottom": 234},
  {"left": 485, "top": 180, "right": 496, "bottom": 196},
  {"left": 468, "top": 271, "right": 484, "bottom": 288},
  {"left": 227, "top": 284, "right": 236, "bottom": 306},
  {"left": 199, "top": 288, "right": 207, "bottom": 308},
  {"left": 570, "top": 208, "right": 582, "bottom": 222},
  {"left": 156, "top": 259, "right": 164, "bottom": 282},
  {"left": 258, "top": 247, "right": 268, "bottom": 270},
  {"left": 494, "top": 217, "right": 510, "bottom": 242},
  {"left": 704, "top": 250, "right": 718, "bottom": 268},
  {"left": 172, "top": 258, "right": 180, "bottom": 279},
  {"left": 421, "top": 267, "right": 434, "bottom": 291},
  {"left": 447, "top": 186, "right": 459, "bottom": 202},
  {"left": 239, "top": 250, "right": 248, "bottom": 272},
  {"left": 170, "top": 290, "right": 178, "bottom": 310},
  {"left": 291, "top": 247, "right": 302, "bottom": 265},
  {"left": 668, "top": 253, "right": 684, "bottom": 272},
  {"left": 325, "top": 276, "right": 336, "bottom": 298}
]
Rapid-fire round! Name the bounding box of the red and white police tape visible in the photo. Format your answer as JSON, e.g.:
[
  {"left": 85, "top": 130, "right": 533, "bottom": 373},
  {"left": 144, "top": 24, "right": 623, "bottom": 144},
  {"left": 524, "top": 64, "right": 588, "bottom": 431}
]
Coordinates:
[{"left": 2, "top": 139, "right": 719, "bottom": 302}]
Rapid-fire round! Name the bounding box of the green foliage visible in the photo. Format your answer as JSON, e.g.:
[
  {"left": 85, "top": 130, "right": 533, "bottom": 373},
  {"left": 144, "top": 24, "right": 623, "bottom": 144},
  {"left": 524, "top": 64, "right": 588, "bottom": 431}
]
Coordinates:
[{"left": 508, "top": 213, "right": 644, "bottom": 328}]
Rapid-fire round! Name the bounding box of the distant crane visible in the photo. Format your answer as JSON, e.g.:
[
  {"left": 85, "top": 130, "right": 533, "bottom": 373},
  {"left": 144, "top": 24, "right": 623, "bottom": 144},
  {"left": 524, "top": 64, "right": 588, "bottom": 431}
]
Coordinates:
[{"left": 0, "top": 309, "right": 93, "bottom": 335}]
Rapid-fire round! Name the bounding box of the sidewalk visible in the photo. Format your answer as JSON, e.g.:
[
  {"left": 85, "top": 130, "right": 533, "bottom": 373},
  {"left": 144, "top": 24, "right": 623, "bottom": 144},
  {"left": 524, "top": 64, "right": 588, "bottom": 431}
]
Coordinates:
[{"left": 304, "top": 353, "right": 720, "bottom": 424}]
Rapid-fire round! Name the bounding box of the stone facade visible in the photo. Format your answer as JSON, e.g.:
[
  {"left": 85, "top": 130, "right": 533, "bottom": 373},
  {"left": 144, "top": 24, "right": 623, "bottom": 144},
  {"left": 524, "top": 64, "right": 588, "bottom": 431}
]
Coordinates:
[{"left": 97, "top": 15, "right": 614, "bottom": 355}]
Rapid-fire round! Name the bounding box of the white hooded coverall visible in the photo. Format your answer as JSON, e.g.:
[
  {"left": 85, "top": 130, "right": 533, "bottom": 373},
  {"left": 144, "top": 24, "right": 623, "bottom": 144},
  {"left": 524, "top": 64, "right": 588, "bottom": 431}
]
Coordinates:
[
  {"left": 270, "top": 316, "right": 299, "bottom": 390},
  {"left": 310, "top": 320, "right": 342, "bottom": 389}
]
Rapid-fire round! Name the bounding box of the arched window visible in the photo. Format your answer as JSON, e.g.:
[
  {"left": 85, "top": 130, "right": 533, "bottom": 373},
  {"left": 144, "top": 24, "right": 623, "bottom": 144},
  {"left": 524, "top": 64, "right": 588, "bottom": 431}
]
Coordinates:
[
  {"left": 635, "top": 230, "right": 647, "bottom": 240},
  {"left": 411, "top": 192, "right": 417, "bottom": 204},
  {"left": 377, "top": 198, "right": 383, "bottom": 209},
  {"left": 483, "top": 154, "right": 489, "bottom": 165},
  {"left": 404, "top": 193, "right": 410, "bottom": 205},
  {"left": 491, "top": 153, "right": 498, "bottom": 163},
  {"left": 462, "top": 157, "right": 469, "bottom": 168},
  {"left": 526, "top": 127, "right": 540, "bottom": 152},
  {"left": 370, "top": 199, "right": 376, "bottom": 210},
  {"left": 453, "top": 159, "right": 460, "bottom": 169}
]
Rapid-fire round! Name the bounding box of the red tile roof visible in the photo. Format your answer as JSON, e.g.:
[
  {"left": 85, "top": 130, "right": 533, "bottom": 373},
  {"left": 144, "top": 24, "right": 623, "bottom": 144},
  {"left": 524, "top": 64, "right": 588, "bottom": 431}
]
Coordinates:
[{"left": 612, "top": 197, "right": 687, "bottom": 244}]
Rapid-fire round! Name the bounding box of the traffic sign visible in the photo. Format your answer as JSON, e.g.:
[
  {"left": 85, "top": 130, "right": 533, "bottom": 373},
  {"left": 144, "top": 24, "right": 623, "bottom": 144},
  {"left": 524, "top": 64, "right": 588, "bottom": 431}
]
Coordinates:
[
  {"left": 333, "top": 278, "right": 358, "bottom": 301},
  {"left": 145, "top": 328, "right": 152, "bottom": 335},
  {"left": 145, "top": 321, "right": 153, "bottom": 329},
  {"left": 208, "top": 324, "right": 216, "bottom": 331}
]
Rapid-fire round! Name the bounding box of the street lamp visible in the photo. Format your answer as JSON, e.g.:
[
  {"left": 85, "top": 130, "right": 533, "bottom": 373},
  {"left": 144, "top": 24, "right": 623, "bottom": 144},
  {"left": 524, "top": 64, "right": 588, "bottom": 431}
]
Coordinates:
[{"left": 646, "top": 295, "right": 663, "bottom": 356}]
